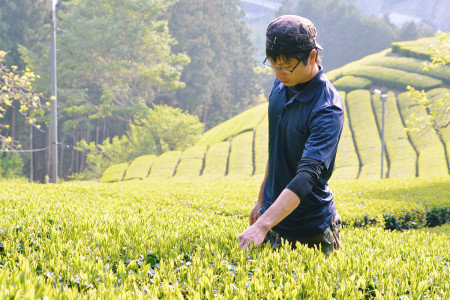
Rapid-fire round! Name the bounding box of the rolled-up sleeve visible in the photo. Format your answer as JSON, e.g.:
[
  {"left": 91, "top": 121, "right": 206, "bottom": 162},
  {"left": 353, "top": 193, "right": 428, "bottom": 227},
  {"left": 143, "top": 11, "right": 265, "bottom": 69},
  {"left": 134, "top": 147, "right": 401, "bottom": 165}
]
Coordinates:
[
  {"left": 302, "top": 105, "right": 343, "bottom": 169},
  {"left": 286, "top": 158, "right": 324, "bottom": 201}
]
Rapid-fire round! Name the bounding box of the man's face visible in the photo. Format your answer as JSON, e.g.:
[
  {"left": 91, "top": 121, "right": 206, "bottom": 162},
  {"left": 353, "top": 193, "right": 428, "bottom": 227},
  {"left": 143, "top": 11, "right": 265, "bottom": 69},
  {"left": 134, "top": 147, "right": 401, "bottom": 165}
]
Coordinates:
[{"left": 267, "top": 53, "right": 315, "bottom": 86}]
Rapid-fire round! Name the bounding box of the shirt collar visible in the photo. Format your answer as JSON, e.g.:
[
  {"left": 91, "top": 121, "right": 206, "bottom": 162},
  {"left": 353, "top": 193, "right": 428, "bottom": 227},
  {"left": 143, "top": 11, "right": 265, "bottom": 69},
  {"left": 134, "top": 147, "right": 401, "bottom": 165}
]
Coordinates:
[{"left": 277, "top": 65, "right": 326, "bottom": 104}]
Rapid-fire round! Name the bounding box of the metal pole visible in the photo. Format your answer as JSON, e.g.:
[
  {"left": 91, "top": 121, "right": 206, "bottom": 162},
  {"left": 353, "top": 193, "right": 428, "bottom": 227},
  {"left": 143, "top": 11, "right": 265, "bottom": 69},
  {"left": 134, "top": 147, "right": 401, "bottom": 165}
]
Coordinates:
[
  {"left": 380, "top": 93, "right": 386, "bottom": 179},
  {"left": 50, "top": 6, "right": 58, "bottom": 183}
]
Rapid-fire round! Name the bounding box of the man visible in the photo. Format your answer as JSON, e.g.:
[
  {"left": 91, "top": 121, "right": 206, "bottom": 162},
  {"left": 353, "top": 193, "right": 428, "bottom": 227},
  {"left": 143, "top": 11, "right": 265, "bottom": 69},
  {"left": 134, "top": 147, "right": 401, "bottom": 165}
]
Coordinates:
[{"left": 238, "top": 15, "right": 343, "bottom": 255}]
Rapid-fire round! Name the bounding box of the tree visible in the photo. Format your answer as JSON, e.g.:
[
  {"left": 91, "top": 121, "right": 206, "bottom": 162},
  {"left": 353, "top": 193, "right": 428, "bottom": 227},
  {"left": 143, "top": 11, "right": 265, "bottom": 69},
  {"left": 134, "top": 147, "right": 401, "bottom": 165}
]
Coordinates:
[
  {"left": 407, "top": 31, "right": 449, "bottom": 131},
  {"left": 0, "top": 51, "right": 46, "bottom": 149},
  {"left": 0, "top": 0, "right": 49, "bottom": 69},
  {"left": 167, "top": 0, "right": 260, "bottom": 128},
  {"left": 74, "top": 104, "right": 204, "bottom": 179},
  {"left": 20, "top": 0, "right": 189, "bottom": 179}
]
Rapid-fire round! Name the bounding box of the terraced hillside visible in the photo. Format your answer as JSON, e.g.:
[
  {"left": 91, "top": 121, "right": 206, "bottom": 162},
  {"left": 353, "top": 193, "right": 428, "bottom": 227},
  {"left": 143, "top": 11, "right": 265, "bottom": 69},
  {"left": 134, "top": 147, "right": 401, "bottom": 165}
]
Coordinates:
[{"left": 102, "top": 36, "right": 450, "bottom": 182}]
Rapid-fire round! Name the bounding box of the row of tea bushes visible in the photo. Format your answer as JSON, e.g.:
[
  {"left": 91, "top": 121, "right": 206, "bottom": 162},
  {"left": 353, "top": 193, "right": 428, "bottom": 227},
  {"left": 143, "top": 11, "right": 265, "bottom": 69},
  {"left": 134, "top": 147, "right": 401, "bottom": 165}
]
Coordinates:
[{"left": 0, "top": 179, "right": 448, "bottom": 298}]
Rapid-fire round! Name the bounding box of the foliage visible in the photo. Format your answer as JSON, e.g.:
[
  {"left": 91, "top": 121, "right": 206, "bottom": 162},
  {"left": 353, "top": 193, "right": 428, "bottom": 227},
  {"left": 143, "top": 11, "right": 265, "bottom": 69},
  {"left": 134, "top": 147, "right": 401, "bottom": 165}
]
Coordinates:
[
  {"left": 195, "top": 103, "right": 267, "bottom": 147},
  {"left": 405, "top": 32, "right": 449, "bottom": 132},
  {"left": 0, "top": 151, "right": 23, "bottom": 178},
  {"left": 398, "top": 91, "right": 449, "bottom": 177},
  {"left": 172, "top": 146, "right": 207, "bottom": 180},
  {"left": 333, "top": 91, "right": 360, "bottom": 180},
  {"left": 372, "top": 92, "right": 416, "bottom": 178},
  {"left": 16, "top": 0, "right": 189, "bottom": 180},
  {"left": 332, "top": 75, "right": 372, "bottom": 92},
  {"left": 75, "top": 105, "right": 203, "bottom": 180},
  {"left": 100, "top": 162, "right": 128, "bottom": 183},
  {"left": 129, "top": 105, "right": 204, "bottom": 156},
  {"left": 0, "top": 51, "right": 46, "bottom": 148},
  {"left": 123, "top": 155, "right": 157, "bottom": 181},
  {"left": 147, "top": 150, "right": 181, "bottom": 179},
  {"left": 346, "top": 90, "right": 382, "bottom": 179},
  {"left": 226, "top": 131, "right": 254, "bottom": 179},
  {"left": 0, "top": 0, "right": 49, "bottom": 69},
  {"left": 167, "top": 0, "right": 260, "bottom": 128},
  {"left": 200, "top": 142, "right": 230, "bottom": 180},
  {"left": 0, "top": 178, "right": 448, "bottom": 298}
]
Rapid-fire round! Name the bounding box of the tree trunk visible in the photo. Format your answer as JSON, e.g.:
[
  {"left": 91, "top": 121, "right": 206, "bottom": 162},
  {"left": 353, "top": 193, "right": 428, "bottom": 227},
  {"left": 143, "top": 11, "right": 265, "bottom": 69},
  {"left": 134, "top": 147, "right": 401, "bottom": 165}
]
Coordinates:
[
  {"left": 46, "top": 126, "right": 51, "bottom": 181},
  {"left": 29, "top": 126, "right": 33, "bottom": 182},
  {"left": 10, "top": 107, "right": 16, "bottom": 141}
]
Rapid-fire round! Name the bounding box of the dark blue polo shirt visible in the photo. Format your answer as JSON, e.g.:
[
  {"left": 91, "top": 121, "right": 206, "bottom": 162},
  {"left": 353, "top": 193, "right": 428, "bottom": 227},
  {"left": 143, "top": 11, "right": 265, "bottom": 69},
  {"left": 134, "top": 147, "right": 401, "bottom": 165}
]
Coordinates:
[{"left": 261, "top": 66, "right": 343, "bottom": 239}]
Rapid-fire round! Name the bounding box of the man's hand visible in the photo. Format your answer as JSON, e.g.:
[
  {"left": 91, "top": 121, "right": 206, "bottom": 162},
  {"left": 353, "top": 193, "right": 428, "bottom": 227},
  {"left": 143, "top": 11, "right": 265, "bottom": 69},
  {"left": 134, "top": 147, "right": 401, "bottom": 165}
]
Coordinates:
[
  {"left": 238, "top": 189, "right": 301, "bottom": 250},
  {"left": 249, "top": 201, "right": 263, "bottom": 226},
  {"left": 238, "top": 222, "right": 268, "bottom": 250}
]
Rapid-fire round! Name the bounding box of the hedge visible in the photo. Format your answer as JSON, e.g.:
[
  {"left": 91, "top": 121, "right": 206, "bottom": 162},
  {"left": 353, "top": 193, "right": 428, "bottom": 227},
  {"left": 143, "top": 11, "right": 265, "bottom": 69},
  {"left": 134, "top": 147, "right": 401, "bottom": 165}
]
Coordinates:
[
  {"left": 173, "top": 146, "right": 207, "bottom": 180},
  {"left": 361, "top": 52, "right": 450, "bottom": 83},
  {"left": 123, "top": 154, "right": 156, "bottom": 180},
  {"left": 195, "top": 103, "right": 268, "bottom": 146},
  {"left": 147, "top": 150, "right": 181, "bottom": 179},
  {"left": 372, "top": 92, "right": 416, "bottom": 178},
  {"left": 391, "top": 36, "right": 437, "bottom": 60},
  {"left": 226, "top": 131, "right": 254, "bottom": 180},
  {"left": 346, "top": 90, "right": 383, "bottom": 179},
  {"left": 253, "top": 115, "right": 268, "bottom": 177},
  {"left": 342, "top": 66, "right": 442, "bottom": 91},
  {"left": 333, "top": 91, "right": 360, "bottom": 180},
  {"left": 332, "top": 75, "right": 372, "bottom": 92},
  {"left": 100, "top": 163, "right": 129, "bottom": 182},
  {"left": 200, "top": 141, "right": 230, "bottom": 180}
]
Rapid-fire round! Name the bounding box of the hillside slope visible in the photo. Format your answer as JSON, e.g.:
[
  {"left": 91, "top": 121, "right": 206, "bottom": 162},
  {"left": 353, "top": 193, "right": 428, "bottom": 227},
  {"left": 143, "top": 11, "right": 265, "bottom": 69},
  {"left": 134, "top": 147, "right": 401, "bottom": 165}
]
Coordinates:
[{"left": 102, "top": 36, "right": 450, "bottom": 182}]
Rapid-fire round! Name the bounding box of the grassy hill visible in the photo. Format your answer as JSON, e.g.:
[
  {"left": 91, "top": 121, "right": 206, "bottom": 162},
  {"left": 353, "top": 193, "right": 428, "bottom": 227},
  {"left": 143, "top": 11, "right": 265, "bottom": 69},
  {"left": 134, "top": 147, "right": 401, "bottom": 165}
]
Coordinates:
[{"left": 102, "top": 36, "right": 450, "bottom": 182}]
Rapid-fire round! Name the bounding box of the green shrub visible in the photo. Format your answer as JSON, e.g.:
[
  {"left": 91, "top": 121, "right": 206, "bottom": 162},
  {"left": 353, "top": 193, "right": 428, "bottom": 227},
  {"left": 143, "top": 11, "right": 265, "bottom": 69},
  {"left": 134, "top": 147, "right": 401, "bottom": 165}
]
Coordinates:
[
  {"left": 195, "top": 103, "right": 267, "bottom": 146},
  {"left": 173, "top": 146, "right": 207, "bottom": 179},
  {"left": 391, "top": 36, "right": 437, "bottom": 60},
  {"left": 199, "top": 142, "right": 230, "bottom": 180},
  {"left": 0, "top": 152, "right": 23, "bottom": 178},
  {"left": 362, "top": 54, "right": 450, "bottom": 83},
  {"left": 383, "top": 209, "right": 427, "bottom": 231},
  {"left": 147, "top": 150, "right": 181, "bottom": 179},
  {"left": 333, "top": 91, "right": 360, "bottom": 180},
  {"left": 372, "top": 92, "right": 416, "bottom": 178},
  {"left": 426, "top": 207, "right": 450, "bottom": 227},
  {"left": 226, "top": 131, "right": 254, "bottom": 180},
  {"left": 123, "top": 155, "right": 156, "bottom": 180},
  {"left": 342, "top": 66, "right": 442, "bottom": 90},
  {"left": 253, "top": 115, "right": 268, "bottom": 177},
  {"left": 100, "top": 162, "right": 129, "bottom": 182},
  {"left": 0, "top": 178, "right": 448, "bottom": 298},
  {"left": 347, "top": 90, "right": 382, "bottom": 179},
  {"left": 332, "top": 75, "right": 372, "bottom": 92}
]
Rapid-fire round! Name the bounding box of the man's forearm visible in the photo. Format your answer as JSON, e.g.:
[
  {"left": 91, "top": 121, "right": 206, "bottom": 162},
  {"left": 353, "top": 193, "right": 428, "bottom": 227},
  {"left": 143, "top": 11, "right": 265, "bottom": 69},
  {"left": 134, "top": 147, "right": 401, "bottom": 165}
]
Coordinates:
[{"left": 254, "top": 188, "right": 300, "bottom": 232}]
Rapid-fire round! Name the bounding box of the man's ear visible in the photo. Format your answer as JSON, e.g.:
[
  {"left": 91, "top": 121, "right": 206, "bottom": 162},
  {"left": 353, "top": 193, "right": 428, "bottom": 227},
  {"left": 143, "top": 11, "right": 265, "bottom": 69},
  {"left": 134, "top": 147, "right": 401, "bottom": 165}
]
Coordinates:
[{"left": 308, "top": 49, "right": 317, "bottom": 65}]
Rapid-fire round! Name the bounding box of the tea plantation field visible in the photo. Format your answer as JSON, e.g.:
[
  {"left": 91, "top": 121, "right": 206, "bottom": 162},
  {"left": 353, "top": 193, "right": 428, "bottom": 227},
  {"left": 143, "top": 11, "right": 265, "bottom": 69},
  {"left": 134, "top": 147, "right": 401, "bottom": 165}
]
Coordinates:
[
  {"left": 0, "top": 177, "right": 449, "bottom": 298},
  {"left": 102, "top": 36, "right": 450, "bottom": 183}
]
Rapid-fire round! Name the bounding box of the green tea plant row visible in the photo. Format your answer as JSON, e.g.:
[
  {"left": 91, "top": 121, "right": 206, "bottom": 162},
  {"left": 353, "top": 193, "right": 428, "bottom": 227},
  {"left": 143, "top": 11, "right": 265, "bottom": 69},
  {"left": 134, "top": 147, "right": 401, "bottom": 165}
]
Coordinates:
[
  {"left": 0, "top": 179, "right": 448, "bottom": 299},
  {"left": 346, "top": 90, "right": 384, "bottom": 179},
  {"left": 333, "top": 91, "right": 360, "bottom": 180},
  {"left": 103, "top": 87, "right": 449, "bottom": 183},
  {"left": 102, "top": 36, "right": 450, "bottom": 182},
  {"left": 372, "top": 92, "right": 416, "bottom": 178},
  {"left": 195, "top": 103, "right": 268, "bottom": 147}
]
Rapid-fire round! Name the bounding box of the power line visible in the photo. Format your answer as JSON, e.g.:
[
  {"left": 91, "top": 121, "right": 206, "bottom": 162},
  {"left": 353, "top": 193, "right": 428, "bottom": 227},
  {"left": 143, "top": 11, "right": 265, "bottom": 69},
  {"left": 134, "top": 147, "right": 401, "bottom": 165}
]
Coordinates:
[{"left": 0, "top": 143, "right": 73, "bottom": 153}]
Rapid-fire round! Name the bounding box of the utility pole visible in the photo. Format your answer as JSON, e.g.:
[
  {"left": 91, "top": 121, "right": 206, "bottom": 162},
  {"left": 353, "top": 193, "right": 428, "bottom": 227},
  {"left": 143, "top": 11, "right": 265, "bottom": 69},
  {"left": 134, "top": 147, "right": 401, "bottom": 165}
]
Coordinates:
[{"left": 47, "top": 0, "right": 58, "bottom": 183}]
